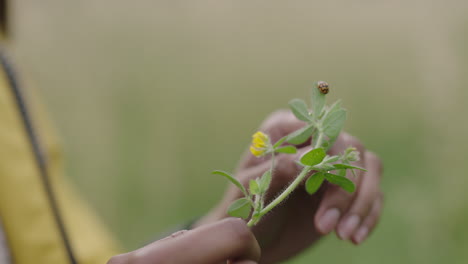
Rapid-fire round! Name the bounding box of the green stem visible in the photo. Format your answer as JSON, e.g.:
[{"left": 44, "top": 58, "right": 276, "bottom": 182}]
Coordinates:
[
  {"left": 247, "top": 216, "right": 256, "bottom": 227},
  {"left": 270, "top": 152, "right": 276, "bottom": 182},
  {"left": 257, "top": 166, "right": 311, "bottom": 218},
  {"left": 253, "top": 194, "right": 261, "bottom": 211},
  {"left": 247, "top": 129, "right": 327, "bottom": 227},
  {"left": 247, "top": 151, "right": 276, "bottom": 227},
  {"left": 314, "top": 130, "right": 324, "bottom": 149}
]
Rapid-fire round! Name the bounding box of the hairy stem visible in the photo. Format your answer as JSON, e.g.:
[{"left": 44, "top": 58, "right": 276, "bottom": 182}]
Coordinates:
[
  {"left": 314, "top": 129, "right": 324, "bottom": 149},
  {"left": 246, "top": 214, "right": 257, "bottom": 227},
  {"left": 247, "top": 151, "right": 276, "bottom": 227},
  {"left": 247, "top": 129, "right": 328, "bottom": 227},
  {"left": 247, "top": 166, "right": 311, "bottom": 227}
]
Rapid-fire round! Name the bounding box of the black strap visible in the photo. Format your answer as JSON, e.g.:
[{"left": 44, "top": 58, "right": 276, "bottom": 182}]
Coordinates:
[{"left": 0, "top": 50, "right": 78, "bottom": 264}]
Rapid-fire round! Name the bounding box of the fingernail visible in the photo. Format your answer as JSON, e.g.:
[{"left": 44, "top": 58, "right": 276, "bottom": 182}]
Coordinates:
[
  {"left": 353, "top": 226, "right": 369, "bottom": 244},
  {"left": 338, "top": 215, "right": 360, "bottom": 240},
  {"left": 318, "top": 208, "right": 340, "bottom": 234}
]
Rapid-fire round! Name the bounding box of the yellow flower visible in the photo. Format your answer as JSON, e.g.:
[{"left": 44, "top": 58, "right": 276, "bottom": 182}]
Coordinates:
[{"left": 250, "top": 131, "right": 270, "bottom": 157}]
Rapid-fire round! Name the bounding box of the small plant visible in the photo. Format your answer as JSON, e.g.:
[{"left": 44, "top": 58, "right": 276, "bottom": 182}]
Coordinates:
[{"left": 213, "top": 81, "right": 366, "bottom": 227}]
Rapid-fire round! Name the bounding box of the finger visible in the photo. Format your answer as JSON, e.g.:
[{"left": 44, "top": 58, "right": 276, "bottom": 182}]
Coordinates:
[
  {"left": 337, "top": 151, "right": 383, "bottom": 240},
  {"left": 259, "top": 110, "right": 308, "bottom": 143},
  {"left": 314, "top": 133, "right": 365, "bottom": 236},
  {"left": 119, "top": 218, "right": 261, "bottom": 264},
  {"left": 351, "top": 193, "right": 383, "bottom": 245},
  {"left": 230, "top": 260, "right": 258, "bottom": 264},
  {"left": 239, "top": 110, "right": 308, "bottom": 169}
]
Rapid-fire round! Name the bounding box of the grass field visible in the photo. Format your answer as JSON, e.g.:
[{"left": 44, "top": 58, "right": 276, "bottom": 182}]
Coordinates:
[{"left": 11, "top": 1, "right": 468, "bottom": 263}]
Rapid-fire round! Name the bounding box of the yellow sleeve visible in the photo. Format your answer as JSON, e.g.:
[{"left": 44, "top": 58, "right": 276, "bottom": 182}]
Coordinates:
[{"left": 0, "top": 55, "right": 120, "bottom": 264}]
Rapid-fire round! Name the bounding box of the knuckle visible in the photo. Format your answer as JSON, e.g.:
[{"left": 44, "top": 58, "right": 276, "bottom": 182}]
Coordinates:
[
  {"left": 350, "top": 189, "right": 378, "bottom": 216},
  {"left": 269, "top": 109, "right": 290, "bottom": 120},
  {"left": 260, "top": 109, "right": 291, "bottom": 130},
  {"left": 169, "top": 229, "right": 188, "bottom": 239},
  {"left": 356, "top": 183, "right": 378, "bottom": 200},
  {"left": 324, "top": 187, "right": 355, "bottom": 209}
]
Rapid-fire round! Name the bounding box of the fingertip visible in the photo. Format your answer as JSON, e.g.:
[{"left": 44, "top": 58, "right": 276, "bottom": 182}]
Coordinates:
[
  {"left": 315, "top": 208, "right": 341, "bottom": 235},
  {"left": 350, "top": 196, "right": 383, "bottom": 245},
  {"left": 336, "top": 214, "right": 360, "bottom": 240},
  {"left": 223, "top": 217, "right": 252, "bottom": 242},
  {"left": 351, "top": 226, "right": 369, "bottom": 245},
  {"left": 222, "top": 218, "right": 261, "bottom": 262}
]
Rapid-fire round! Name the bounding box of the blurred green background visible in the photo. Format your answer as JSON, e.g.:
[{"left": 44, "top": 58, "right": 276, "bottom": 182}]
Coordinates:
[{"left": 9, "top": 0, "right": 468, "bottom": 263}]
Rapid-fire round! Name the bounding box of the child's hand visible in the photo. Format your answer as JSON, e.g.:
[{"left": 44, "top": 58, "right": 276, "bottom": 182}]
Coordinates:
[
  {"left": 195, "top": 110, "right": 383, "bottom": 263},
  {"left": 107, "top": 218, "right": 260, "bottom": 264}
]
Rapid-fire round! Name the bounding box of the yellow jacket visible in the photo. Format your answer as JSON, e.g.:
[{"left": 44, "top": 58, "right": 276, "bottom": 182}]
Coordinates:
[{"left": 0, "top": 51, "right": 119, "bottom": 263}]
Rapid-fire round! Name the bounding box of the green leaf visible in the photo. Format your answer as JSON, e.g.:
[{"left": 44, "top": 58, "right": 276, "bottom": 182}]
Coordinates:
[
  {"left": 321, "top": 140, "right": 330, "bottom": 149},
  {"left": 287, "top": 125, "right": 314, "bottom": 145},
  {"left": 323, "top": 155, "right": 340, "bottom": 163},
  {"left": 227, "top": 198, "right": 252, "bottom": 219},
  {"left": 312, "top": 82, "right": 327, "bottom": 118},
  {"left": 305, "top": 172, "right": 325, "bottom": 194},
  {"left": 273, "top": 136, "right": 288, "bottom": 148},
  {"left": 326, "top": 100, "right": 342, "bottom": 116},
  {"left": 316, "top": 163, "right": 336, "bottom": 171},
  {"left": 333, "top": 164, "right": 367, "bottom": 171},
  {"left": 212, "top": 170, "right": 247, "bottom": 196},
  {"left": 275, "top": 146, "right": 297, "bottom": 154},
  {"left": 324, "top": 173, "right": 356, "bottom": 193},
  {"left": 323, "top": 109, "right": 347, "bottom": 139},
  {"left": 289, "top": 99, "right": 312, "bottom": 122},
  {"left": 258, "top": 170, "right": 272, "bottom": 193},
  {"left": 337, "top": 169, "right": 347, "bottom": 177},
  {"left": 300, "top": 148, "right": 326, "bottom": 166},
  {"left": 249, "top": 180, "right": 260, "bottom": 195}
]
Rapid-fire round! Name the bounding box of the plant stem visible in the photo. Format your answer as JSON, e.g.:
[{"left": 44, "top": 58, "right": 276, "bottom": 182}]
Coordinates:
[
  {"left": 270, "top": 152, "right": 275, "bottom": 183},
  {"left": 257, "top": 166, "right": 310, "bottom": 218},
  {"left": 247, "top": 130, "right": 327, "bottom": 227},
  {"left": 247, "top": 215, "right": 256, "bottom": 227},
  {"left": 314, "top": 129, "right": 324, "bottom": 149},
  {"left": 247, "top": 151, "right": 277, "bottom": 227}
]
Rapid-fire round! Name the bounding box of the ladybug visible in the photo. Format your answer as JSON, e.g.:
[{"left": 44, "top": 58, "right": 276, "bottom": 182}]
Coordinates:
[{"left": 317, "top": 81, "right": 329, "bottom": 94}]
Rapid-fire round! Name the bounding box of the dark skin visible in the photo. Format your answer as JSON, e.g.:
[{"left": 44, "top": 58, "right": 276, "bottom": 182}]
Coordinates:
[
  {"left": 109, "top": 110, "right": 383, "bottom": 264},
  {"left": 107, "top": 218, "right": 261, "bottom": 264}
]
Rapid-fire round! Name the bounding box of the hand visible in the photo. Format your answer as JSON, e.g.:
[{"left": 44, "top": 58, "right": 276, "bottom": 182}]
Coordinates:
[
  {"left": 107, "top": 218, "right": 260, "bottom": 264},
  {"left": 195, "top": 110, "right": 384, "bottom": 263}
]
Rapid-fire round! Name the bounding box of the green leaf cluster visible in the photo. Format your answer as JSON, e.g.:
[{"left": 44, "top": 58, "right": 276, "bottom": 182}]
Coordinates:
[
  {"left": 287, "top": 83, "right": 347, "bottom": 148},
  {"left": 299, "top": 148, "right": 366, "bottom": 195},
  {"left": 210, "top": 169, "right": 274, "bottom": 220},
  {"left": 211, "top": 170, "right": 253, "bottom": 219}
]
